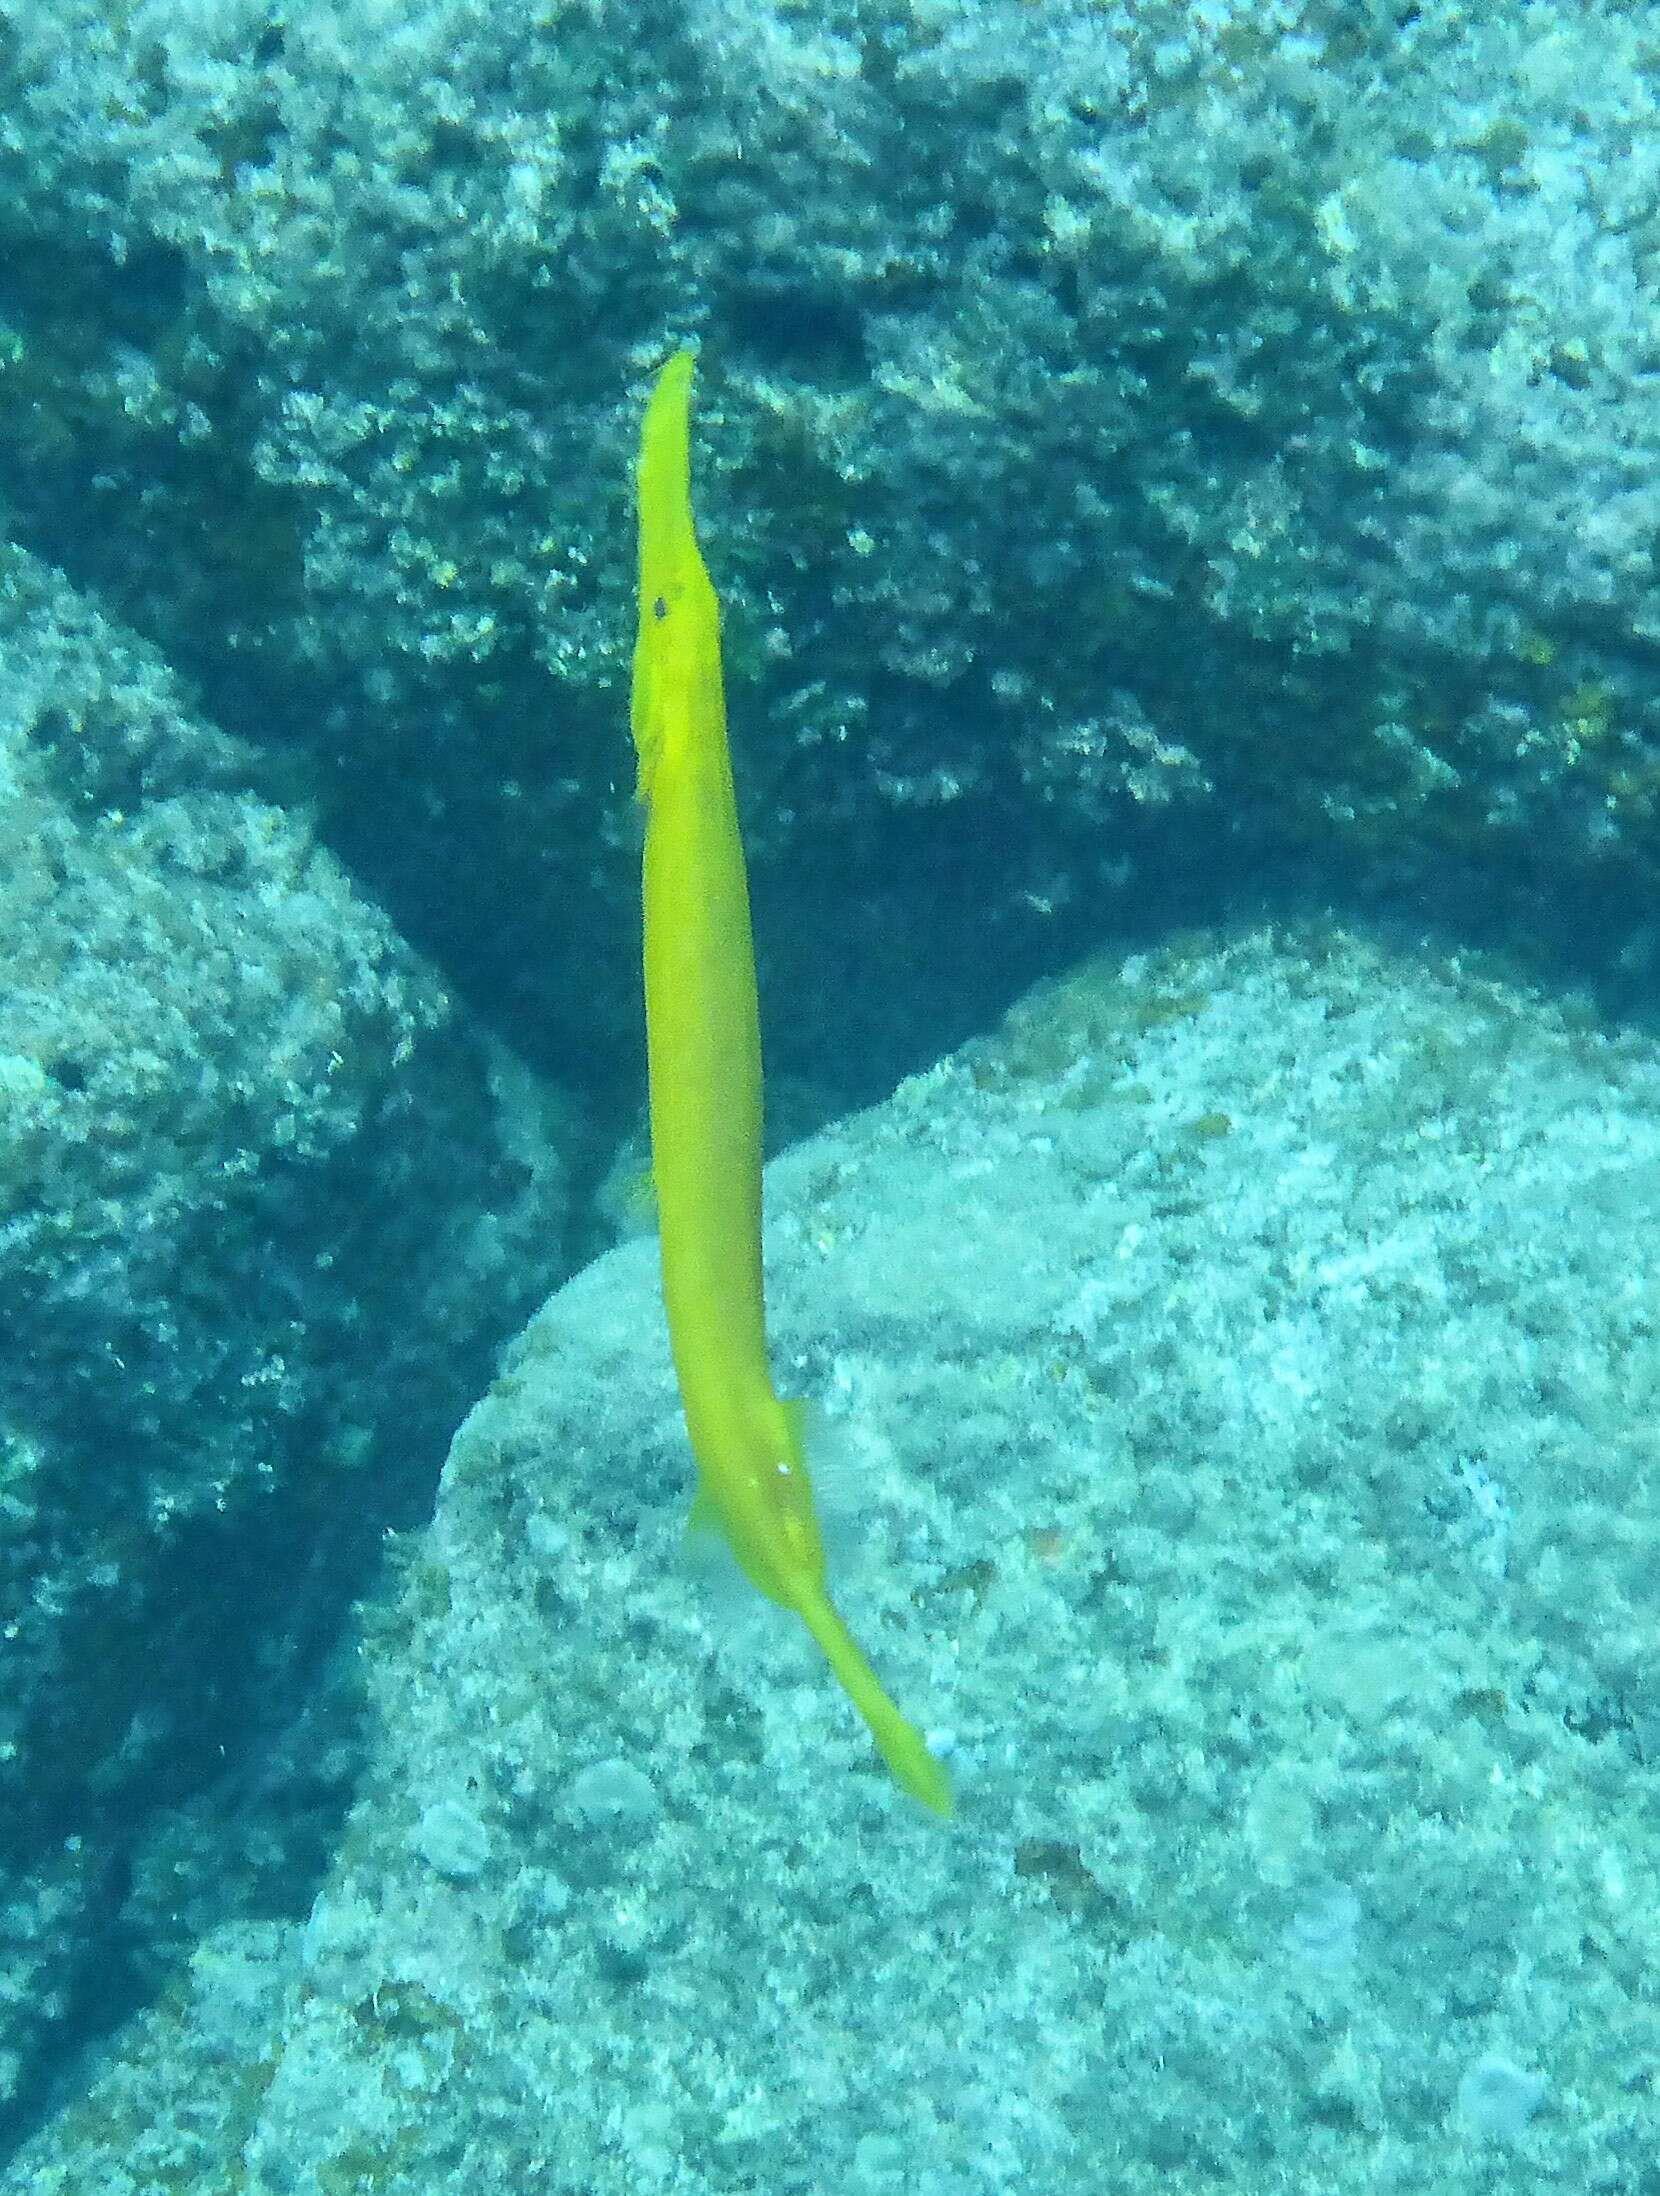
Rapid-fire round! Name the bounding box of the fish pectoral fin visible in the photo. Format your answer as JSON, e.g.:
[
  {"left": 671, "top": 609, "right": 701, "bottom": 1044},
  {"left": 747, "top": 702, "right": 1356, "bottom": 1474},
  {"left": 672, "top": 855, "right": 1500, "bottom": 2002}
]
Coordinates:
[
  {"left": 795, "top": 1588, "right": 952, "bottom": 1818},
  {"left": 681, "top": 1481, "right": 736, "bottom": 1579}
]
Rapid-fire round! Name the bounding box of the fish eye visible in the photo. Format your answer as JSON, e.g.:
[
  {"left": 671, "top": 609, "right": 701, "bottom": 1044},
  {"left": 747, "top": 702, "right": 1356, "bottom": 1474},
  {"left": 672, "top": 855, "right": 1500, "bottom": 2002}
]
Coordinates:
[{"left": 652, "top": 595, "right": 668, "bottom": 620}]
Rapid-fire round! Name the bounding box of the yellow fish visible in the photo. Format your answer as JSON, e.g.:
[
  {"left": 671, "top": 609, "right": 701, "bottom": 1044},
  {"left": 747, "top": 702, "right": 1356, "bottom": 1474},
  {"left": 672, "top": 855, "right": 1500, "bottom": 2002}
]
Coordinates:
[{"left": 631, "top": 350, "right": 950, "bottom": 1816}]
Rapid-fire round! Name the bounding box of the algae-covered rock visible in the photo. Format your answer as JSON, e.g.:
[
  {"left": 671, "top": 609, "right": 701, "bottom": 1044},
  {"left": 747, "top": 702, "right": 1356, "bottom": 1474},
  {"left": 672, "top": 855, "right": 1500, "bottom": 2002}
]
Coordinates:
[
  {"left": 5, "top": 1, "right": 1660, "bottom": 1102},
  {"left": 0, "top": 541, "right": 570, "bottom": 2137}
]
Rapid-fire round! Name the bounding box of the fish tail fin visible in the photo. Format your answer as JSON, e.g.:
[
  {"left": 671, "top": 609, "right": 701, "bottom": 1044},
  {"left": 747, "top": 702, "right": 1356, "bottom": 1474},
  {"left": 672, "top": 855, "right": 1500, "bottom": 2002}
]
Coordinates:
[{"left": 794, "top": 1587, "right": 953, "bottom": 1818}]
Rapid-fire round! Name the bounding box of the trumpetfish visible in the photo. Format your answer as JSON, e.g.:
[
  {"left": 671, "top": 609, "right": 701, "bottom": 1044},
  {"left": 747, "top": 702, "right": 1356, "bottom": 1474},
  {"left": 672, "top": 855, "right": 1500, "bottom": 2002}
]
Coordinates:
[{"left": 630, "top": 350, "right": 950, "bottom": 1817}]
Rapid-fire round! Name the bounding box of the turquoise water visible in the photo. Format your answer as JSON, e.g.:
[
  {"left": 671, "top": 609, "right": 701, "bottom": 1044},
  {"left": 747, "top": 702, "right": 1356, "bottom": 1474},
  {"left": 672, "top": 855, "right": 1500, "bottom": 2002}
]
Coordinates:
[{"left": 0, "top": 2, "right": 1655, "bottom": 2188}]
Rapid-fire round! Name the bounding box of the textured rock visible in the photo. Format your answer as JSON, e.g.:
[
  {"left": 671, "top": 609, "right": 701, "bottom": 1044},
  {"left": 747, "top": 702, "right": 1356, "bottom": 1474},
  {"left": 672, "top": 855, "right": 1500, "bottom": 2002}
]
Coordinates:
[
  {"left": 8, "top": 924, "right": 1652, "bottom": 2195},
  {"left": 0, "top": 541, "right": 570, "bottom": 2136},
  {"left": 4, "top": 2, "right": 1659, "bottom": 1100}
]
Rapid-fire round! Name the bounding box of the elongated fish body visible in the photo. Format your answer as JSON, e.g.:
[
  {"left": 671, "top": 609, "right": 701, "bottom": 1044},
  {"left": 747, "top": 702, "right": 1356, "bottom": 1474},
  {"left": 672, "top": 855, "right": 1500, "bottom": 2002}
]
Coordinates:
[{"left": 630, "top": 352, "right": 950, "bottom": 1816}]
